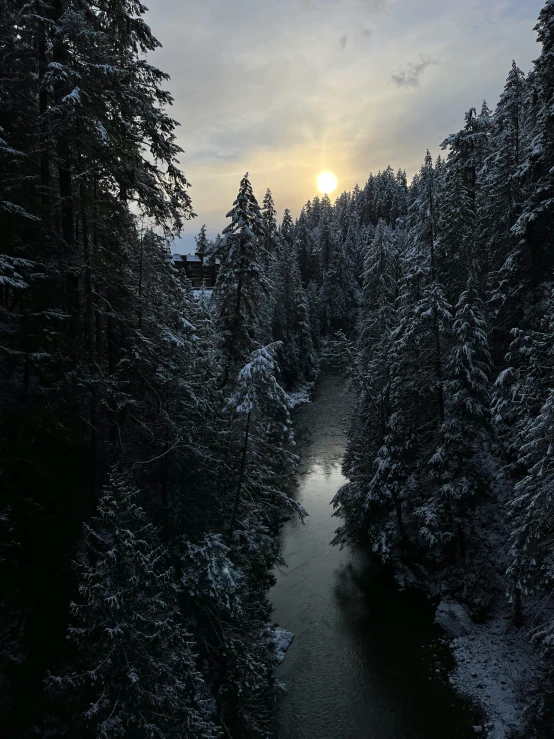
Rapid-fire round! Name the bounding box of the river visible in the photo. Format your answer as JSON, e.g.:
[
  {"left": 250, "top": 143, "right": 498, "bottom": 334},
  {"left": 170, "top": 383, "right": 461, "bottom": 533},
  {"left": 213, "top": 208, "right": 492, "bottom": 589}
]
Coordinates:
[{"left": 270, "top": 362, "right": 479, "bottom": 739}]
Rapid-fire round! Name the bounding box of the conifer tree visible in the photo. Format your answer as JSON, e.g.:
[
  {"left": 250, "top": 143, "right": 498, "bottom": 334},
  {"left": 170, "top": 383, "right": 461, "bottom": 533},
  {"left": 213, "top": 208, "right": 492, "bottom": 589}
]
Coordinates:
[
  {"left": 227, "top": 344, "right": 303, "bottom": 542},
  {"left": 195, "top": 224, "right": 210, "bottom": 256},
  {"left": 509, "top": 388, "right": 554, "bottom": 607},
  {"left": 480, "top": 62, "right": 527, "bottom": 282},
  {"left": 361, "top": 220, "right": 399, "bottom": 357},
  {"left": 426, "top": 275, "right": 492, "bottom": 555},
  {"left": 437, "top": 165, "right": 476, "bottom": 295},
  {"left": 212, "top": 346, "right": 305, "bottom": 736},
  {"left": 213, "top": 174, "right": 267, "bottom": 386},
  {"left": 259, "top": 190, "right": 279, "bottom": 344},
  {"left": 333, "top": 222, "right": 405, "bottom": 557},
  {"left": 50, "top": 474, "right": 219, "bottom": 739},
  {"left": 511, "top": 1, "right": 554, "bottom": 289},
  {"left": 441, "top": 106, "right": 491, "bottom": 208},
  {"left": 272, "top": 218, "right": 316, "bottom": 386}
]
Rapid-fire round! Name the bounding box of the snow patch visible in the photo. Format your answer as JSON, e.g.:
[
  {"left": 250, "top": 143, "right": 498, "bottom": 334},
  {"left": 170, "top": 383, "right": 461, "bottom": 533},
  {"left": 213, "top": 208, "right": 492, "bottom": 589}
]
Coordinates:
[
  {"left": 445, "top": 607, "right": 538, "bottom": 738},
  {"left": 435, "top": 600, "right": 473, "bottom": 638},
  {"left": 192, "top": 288, "right": 214, "bottom": 299},
  {"left": 273, "top": 627, "right": 294, "bottom": 664},
  {"left": 287, "top": 382, "right": 314, "bottom": 409}
]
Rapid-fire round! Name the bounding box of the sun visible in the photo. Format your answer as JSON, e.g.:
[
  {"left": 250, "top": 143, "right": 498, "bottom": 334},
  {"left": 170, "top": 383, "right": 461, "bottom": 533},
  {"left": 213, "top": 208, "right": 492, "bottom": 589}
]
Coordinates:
[{"left": 317, "top": 171, "right": 338, "bottom": 194}]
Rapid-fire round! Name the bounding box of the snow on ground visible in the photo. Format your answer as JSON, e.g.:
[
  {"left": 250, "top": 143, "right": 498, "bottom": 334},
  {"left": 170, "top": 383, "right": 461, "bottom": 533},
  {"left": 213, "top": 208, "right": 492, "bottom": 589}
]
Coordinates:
[
  {"left": 273, "top": 627, "right": 295, "bottom": 663},
  {"left": 192, "top": 288, "right": 214, "bottom": 299},
  {"left": 287, "top": 382, "right": 314, "bottom": 409},
  {"left": 443, "top": 606, "right": 538, "bottom": 738},
  {"left": 436, "top": 600, "right": 474, "bottom": 638},
  {"left": 433, "top": 455, "right": 540, "bottom": 737}
]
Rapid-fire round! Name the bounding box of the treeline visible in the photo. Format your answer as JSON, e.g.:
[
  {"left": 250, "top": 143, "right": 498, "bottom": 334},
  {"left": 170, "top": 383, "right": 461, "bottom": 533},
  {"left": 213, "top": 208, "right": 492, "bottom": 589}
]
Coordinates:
[
  {"left": 0, "top": 2, "right": 319, "bottom": 738},
  {"left": 301, "top": 4, "right": 554, "bottom": 735}
]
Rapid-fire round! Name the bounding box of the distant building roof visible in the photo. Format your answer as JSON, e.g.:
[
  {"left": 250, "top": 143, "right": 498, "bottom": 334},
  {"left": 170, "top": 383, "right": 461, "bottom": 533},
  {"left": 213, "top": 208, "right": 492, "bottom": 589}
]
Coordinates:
[
  {"left": 172, "top": 253, "right": 201, "bottom": 262},
  {"left": 172, "top": 253, "right": 220, "bottom": 264}
]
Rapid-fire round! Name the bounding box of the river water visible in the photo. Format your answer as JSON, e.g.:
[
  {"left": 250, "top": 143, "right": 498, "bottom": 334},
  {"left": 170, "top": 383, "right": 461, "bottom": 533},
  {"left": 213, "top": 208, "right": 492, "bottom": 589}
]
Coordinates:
[{"left": 270, "top": 363, "right": 478, "bottom": 739}]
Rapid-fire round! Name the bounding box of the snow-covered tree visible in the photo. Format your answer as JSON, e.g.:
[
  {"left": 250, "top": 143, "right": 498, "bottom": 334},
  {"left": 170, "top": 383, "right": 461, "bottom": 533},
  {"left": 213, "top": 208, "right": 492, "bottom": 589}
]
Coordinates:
[
  {"left": 227, "top": 345, "right": 301, "bottom": 536},
  {"left": 437, "top": 165, "right": 476, "bottom": 295},
  {"left": 509, "top": 386, "right": 554, "bottom": 639},
  {"left": 441, "top": 105, "right": 492, "bottom": 208},
  {"left": 480, "top": 62, "right": 527, "bottom": 281},
  {"left": 50, "top": 474, "right": 219, "bottom": 739},
  {"left": 424, "top": 275, "right": 492, "bottom": 555},
  {"left": 510, "top": 2, "right": 554, "bottom": 290},
  {"left": 195, "top": 224, "right": 210, "bottom": 256},
  {"left": 361, "top": 220, "right": 399, "bottom": 354},
  {"left": 213, "top": 174, "right": 267, "bottom": 386},
  {"left": 272, "top": 214, "right": 316, "bottom": 385}
]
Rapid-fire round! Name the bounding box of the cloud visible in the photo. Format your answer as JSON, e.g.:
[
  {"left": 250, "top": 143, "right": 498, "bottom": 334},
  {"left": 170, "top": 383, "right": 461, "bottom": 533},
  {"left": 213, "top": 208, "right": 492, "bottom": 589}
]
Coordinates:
[
  {"left": 391, "top": 55, "right": 438, "bottom": 88},
  {"left": 360, "top": 0, "right": 386, "bottom": 10},
  {"left": 145, "top": 0, "right": 540, "bottom": 236}
]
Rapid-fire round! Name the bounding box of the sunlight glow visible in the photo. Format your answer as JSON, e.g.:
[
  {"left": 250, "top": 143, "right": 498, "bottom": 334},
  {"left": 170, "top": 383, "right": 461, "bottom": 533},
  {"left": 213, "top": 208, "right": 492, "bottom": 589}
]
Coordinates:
[{"left": 317, "top": 171, "right": 338, "bottom": 195}]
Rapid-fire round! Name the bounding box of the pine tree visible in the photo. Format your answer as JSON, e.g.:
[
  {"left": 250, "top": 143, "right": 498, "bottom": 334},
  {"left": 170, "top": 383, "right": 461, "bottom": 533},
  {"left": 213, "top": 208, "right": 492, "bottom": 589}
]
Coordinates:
[
  {"left": 195, "top": 224, "right": 209, "bottom": 256},
  {"left": 211, "top": 346, "right": 304, "bottom": 737},
  {"left": 509, "top": 388, "right": 554, "bottom": 602},
  {"left": 272, "top": 219, "right": 316, "bottom": 386},
  {"left": 319, "top": 208, "right": 359, "bottom": 334},
  {"left": 295, "top": 208, "right": 316, "bottom": 285},
  {"left": 480, "top": 62, "right": 527, "bottom": 282},
  {"left": 511, "top": 1, "right": 554, "bottom": 289},
  {"left": 491, "top": 292, "right": 553, "bottom": 469},
  {"left": 441, "top": 105, "right": 491, "bottom": 208},
  {"left": 437, "top": 164, "right": 476, "bottom": 296},
  {"left": 262, "top": 191, "right": 279, "bottom": 245},
  {"left": 361, "top": 220, "right": 399, "bottom": 354},
  {"left": 333, "top": 221, "right": 404, "bottom": 556},
  {"left": 213, "top": 174, "right": 267, "bottom": 386},
  {"left": 1, "top": 2, "right": 198, "bottom": 731},
  {"left": 426, "top": 275, "right": 492, "bottom": 556},
  {"left": 225, "top": 344, "right": 306, "bottom": 560},
  {"left": 258, "top": 190, "right": 279, "bottom": 345},
  {"left": 49, "top": 474, "right": 220, "bottom": 739}
]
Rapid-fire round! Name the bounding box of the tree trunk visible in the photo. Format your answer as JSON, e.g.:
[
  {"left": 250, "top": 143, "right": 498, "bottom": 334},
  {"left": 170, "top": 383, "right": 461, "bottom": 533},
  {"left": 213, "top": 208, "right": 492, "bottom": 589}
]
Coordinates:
[
  {"left": 221, "top": 266, "right": 244, "bottom": 388},
  {"left": 80, "top": 180, "right": 99, "bottom": 494},
  {"left": 513, "top": 586, "right": 524, "bottom": 628},
  {"left": 228, "top": 411, "right": 251, "bottom": 541},
  {"left": 38, "top": 22, "right": 50, "bottom": 223},
  {"left": 80, "top": 183, "right": 95, "bottom": 366},
  {"left": 393, "top": 495, "right": 406, "bottom": 550},
  {"left": 433, "top": 305, "right": 445, "bottom": 425},
  {"left": 53, "top": 25, "right": 79, "bottom": 341},
  {"left": 138, "top": 227, "right": 144, "bottom": 330}
]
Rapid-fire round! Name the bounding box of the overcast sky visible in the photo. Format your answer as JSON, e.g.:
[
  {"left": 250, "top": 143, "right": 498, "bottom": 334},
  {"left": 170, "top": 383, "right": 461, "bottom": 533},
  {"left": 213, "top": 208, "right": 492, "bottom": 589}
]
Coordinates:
[{"left": 145, "top": 0, "right": 543, "bottom": 252}]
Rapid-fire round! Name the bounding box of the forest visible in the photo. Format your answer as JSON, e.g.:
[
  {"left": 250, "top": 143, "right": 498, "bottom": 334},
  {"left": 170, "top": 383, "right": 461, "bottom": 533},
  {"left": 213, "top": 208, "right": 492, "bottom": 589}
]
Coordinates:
[{"left": 2, "top": 0, "right": 554, "bottom": 737}]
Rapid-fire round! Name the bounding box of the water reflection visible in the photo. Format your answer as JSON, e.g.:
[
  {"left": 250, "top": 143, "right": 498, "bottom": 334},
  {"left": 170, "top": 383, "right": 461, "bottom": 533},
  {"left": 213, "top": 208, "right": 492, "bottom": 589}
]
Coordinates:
[{"left": 270, "top": 364, "right": 478, "bottom": 739}]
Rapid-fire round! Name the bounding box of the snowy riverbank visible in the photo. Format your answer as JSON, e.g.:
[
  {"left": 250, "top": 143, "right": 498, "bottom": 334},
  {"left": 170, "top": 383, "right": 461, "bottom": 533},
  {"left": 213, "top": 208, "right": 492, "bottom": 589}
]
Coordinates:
[{"left": 434, "top": 600, "right": 538, "bottom": 738}]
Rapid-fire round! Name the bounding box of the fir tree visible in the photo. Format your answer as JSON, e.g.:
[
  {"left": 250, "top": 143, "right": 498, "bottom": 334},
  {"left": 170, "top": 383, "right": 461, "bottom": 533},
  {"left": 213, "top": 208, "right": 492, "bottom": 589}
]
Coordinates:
[
  {"left": 511, "top": 1, "right": 554, "bottom": 289},
  {"left": 426, "top": 275, "right": 492, "bottom": 556},
  {"left": 49, "top": 474, "right": 220, "bottom": 739},
  {"left": 509, "top": 388, "right": 554, "bottom": 604},
  {"left": 213, "top": 174, "right": 267, "bottom": 387},
  {"left": 272, "top": 223, "right": 316, "bottom": 386},
  {"left": 480, "top": 62, "right": 527, "bottom": 281}
]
